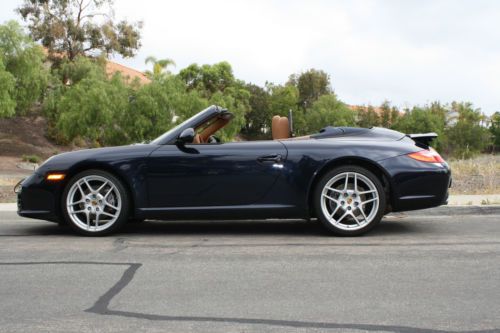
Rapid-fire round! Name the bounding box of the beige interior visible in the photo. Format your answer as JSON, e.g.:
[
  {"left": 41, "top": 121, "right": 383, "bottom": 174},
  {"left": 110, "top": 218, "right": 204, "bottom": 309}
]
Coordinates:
[
  {"left": 199, "top": 118, "right": 230, "bottom": 142},
  {"left": 190, "top": 113, "right": 310, "bottom": 144},
  {"left": 190, "top": 116, "right": 230, "bottom": 144}
]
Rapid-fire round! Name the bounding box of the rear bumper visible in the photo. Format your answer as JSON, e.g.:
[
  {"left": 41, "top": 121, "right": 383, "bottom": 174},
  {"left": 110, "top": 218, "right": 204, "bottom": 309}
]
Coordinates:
[{"left": 379, "top": 155, "right": 452, "bottom": 212}]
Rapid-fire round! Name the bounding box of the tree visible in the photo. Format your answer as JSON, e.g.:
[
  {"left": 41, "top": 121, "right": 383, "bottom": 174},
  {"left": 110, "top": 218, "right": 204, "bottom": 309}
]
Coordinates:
[
  {"left": 179, "top": 62, "right": 235, "bottom": 97},
  {"left": 288, "top": 69, "right": 331, "bottom": 109},
  {"left": 54, "top": 72, "right": 131, "bottom": 146},
  {"left": 178, "top": 62, "right": 251, "bottom": 141},
  {"left": 0, "top": 58, "right": 16, "bottom": 117},
  {"left": 144, "top": 56, "right": 175, "bottom": 80},
  {"left": 445, "top": 102, "right": 491, "bottom": 158},
  {"left": 356, "top": 105, "right": 380, "bottom": 128},
  {"left": 266, "top": 83, "right": 306, "bottom": 136},
  {"left": 127, "top": 76, "right": 206, "bottom": 142},
  {"left": 44, "top": 56, "right": 109, "bottom": 141},
  {"left": 17, "top": 0, "right": 142, "bottom": 62},
  {"left": 242, "top": 83, "right": 271, "bottom": 138},
  {"left": 393, "top": 104, "right": 447, "bottom": 152},
  {"left": 267, "top": 83, "right": 299, "bottom": 115},
  {"left": 490, "top": 111, "right": 500, "bottom": 151},
  {"left": 304, "top": 94, "right": 355, "bottom": 133},
  {"left": 0, "top": 21, "right": 49, "bottom": 114},
  {"left": 208, "top": 87, "right": 250, "bottom": 141},
  {"left": 55, "top": 54, "right": 107, "bottom": 85}
]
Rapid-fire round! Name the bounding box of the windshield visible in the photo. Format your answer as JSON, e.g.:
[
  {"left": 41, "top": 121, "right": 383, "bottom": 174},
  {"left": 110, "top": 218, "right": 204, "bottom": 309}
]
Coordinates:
[{"left": 150, "top": 108, "right": 210, "bottom": 145}]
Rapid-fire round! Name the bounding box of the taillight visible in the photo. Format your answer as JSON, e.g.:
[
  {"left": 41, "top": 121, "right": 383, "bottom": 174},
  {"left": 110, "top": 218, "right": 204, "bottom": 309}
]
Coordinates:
[{"left": 407, "top": 148, "right": 445, "bottom": 163}]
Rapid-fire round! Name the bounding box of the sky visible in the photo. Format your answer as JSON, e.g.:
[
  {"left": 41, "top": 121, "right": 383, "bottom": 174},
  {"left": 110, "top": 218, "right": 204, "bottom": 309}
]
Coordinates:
[{"left": 1, "top": 0, "right": 499, "bottom": 115}]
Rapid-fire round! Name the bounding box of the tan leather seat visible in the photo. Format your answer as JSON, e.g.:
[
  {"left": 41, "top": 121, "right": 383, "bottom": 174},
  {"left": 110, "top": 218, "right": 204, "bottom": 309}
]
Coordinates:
[
  {"left": 272, "top": 116, "right": 290, "bottom": 140},
  {"left": 193, "top": 134, "right": 202, "bottom": 144}
]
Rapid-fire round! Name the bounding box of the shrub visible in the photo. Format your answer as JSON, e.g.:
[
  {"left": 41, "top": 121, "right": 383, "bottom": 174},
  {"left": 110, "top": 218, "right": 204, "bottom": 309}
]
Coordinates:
[
  {"left": 22, "top": 154, "right": 41, "bottom": 164},
  {"left": 0, "top": 21, "right": 49, "bottom": 115},
  {"left": 0, "top": 58, "right": 16, "bottom": 117},
  {"left": 304, "top": 94, "right": 355, "bottom": 133}
]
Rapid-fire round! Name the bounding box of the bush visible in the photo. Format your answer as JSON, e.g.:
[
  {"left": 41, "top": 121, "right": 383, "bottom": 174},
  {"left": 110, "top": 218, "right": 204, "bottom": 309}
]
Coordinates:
[
  {"left": 0, "top": 58, "right": 16, "bottom": 117},
  {"left": 445, "top": 102, "right": 491, "bottom": 159},
  {"left": 304, "top": 94, "right": 355, "bottom": 133},
  {"left": 54, "top": 72, "right": 131, "bottom": 146},
  {"left": 22, "top": 154, "right": 41, "bottom": 164},
  {"left": 392, "top": 103, "right": 448, "bottom": 152},
  {"left": 489, "top": 112, "right": 500, "bottom": 151},
  {"left": 127, "top": 76, "right": 207, "bottom": 142},
  {"left": 0, "top": 21, "right": 49, "bottom": 115}
]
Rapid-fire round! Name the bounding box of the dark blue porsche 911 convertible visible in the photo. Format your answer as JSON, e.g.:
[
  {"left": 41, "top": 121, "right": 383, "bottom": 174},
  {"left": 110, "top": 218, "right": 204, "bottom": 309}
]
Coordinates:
[{"left": 16, "top": 105, "right": 451, "bottom": 236}]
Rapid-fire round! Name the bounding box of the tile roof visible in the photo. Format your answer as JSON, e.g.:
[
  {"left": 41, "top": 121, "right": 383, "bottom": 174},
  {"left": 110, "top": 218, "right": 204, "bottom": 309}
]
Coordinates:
[{"left": 105, "top": 61, "right": 150, "bottom": 85}]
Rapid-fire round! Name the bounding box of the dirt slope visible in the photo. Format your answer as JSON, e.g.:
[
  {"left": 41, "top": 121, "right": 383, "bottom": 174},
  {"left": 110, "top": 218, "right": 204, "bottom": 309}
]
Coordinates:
[{"left": 0, "top": 116, "right": 70, "bottom": 159}]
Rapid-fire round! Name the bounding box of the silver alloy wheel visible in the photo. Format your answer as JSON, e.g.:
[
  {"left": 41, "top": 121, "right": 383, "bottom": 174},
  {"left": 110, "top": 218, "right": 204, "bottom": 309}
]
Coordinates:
[
  {"left": 320, "top": 172, "right": 379, "bottom": 231},
  {"left": 66, "top": 175, "right": 122, "bottom": 232}
]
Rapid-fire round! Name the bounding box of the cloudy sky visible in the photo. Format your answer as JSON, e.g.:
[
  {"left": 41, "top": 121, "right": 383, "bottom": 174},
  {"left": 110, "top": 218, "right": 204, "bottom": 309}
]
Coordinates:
[{"left": 1, "top": 0, "right": 499, "bottom": 115}]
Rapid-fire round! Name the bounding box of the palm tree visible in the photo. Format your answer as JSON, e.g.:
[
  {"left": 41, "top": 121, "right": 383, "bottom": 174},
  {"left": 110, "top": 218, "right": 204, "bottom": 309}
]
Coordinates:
[{"left": 145, "top": 56, "right": 176, "bottom": 79}]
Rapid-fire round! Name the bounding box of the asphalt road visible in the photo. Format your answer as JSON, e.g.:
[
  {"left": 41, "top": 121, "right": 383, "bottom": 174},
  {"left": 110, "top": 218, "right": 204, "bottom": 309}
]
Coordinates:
[{"left": 0, "top": 211, "right": 500, "bottom": 333}]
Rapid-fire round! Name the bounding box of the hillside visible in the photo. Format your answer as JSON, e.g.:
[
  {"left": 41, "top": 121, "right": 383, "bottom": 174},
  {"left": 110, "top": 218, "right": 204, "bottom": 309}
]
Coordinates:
[{"left": 0, "top": 116, "right": 70, "bottom": 159}]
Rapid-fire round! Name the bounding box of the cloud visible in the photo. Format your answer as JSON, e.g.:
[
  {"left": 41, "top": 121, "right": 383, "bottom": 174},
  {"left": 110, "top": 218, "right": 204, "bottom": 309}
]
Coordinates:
[{"left": 2, "top": 0, "right": 499, "bottom": 114}]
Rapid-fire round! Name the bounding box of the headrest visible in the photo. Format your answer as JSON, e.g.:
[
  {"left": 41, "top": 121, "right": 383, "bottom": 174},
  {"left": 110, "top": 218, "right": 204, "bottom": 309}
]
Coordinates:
[{"left": 272, "top": 116, "right": 290, "bottom": 140}]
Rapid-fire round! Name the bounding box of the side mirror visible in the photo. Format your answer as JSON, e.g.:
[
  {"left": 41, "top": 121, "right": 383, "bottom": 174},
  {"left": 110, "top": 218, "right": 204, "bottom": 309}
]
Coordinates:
[{"left": 176, "top": 128, "right": 195, "bottom": 145}]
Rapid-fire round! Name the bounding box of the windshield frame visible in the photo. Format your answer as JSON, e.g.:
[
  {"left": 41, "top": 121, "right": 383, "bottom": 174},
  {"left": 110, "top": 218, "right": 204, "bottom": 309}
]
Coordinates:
[{"left": 150, "top": 105, "right": 222, "bottom": 145}]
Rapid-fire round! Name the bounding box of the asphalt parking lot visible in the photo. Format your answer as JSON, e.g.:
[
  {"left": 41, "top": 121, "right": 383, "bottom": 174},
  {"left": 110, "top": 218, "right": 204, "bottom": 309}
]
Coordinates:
[{"left": 1, "top": 209, "right": 500, "bottom": 333}]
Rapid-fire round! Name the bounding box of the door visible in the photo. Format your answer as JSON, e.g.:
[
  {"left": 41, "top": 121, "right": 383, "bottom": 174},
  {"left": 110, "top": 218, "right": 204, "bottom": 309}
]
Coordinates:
[{"left": 146, "top": 141, "right": 287, "bottom": 207}]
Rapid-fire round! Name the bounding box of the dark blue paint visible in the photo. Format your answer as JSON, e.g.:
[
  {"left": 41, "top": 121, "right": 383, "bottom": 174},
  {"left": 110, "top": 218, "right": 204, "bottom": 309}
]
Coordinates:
[
  {"left": 147, "top": 141, "right": 287, "bottom": 207},
  {"left": 18, "top": 105, "right": 451, "bottom": 223}
]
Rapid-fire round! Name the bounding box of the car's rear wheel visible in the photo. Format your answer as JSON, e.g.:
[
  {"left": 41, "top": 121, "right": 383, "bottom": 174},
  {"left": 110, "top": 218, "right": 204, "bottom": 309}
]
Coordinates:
[
  {"left": 314, "top": 166, "right": 386, "bottom": 236},
  {"left": 62, "top": 170, "right": 129, "bottom": 236}
]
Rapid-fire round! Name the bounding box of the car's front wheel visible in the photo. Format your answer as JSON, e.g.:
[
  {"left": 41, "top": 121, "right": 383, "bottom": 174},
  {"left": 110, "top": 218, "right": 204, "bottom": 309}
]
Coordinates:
[
  {"left": 62, "top": 170, "right": 129, "bottom": 236},
  {"left": 314, "top": 166, "right": 386, "bottom": 236}
]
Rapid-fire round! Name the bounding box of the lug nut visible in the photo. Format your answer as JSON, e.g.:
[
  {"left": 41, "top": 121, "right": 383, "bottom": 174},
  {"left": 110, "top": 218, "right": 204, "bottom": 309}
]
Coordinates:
[
  {"left": 341, "top": 201, "right": 345, "bottom": 205},
  {"left": 96, "top": 207, "right": 99, "bottom": 212},
  {"left": 347, "top": 206, "right": 351, "bottom": 210},
  {"left": 87, "top": 207, "right": 91, "bottom": 211}
]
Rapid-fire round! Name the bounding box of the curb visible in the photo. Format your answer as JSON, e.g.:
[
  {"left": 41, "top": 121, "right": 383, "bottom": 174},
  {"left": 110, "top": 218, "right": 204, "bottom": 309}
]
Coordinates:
[
  {"left": 392, "top": 205, "right": 500, "bottom": 216},
  {"left": 0, "top": 203, "right": 17, "bottom": 212}
]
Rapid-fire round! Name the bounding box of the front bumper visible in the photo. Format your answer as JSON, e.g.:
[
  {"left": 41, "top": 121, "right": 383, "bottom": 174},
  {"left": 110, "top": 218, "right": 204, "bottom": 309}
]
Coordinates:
[{"left": 16, "top": 173, "right": 62, "bottom": 223}]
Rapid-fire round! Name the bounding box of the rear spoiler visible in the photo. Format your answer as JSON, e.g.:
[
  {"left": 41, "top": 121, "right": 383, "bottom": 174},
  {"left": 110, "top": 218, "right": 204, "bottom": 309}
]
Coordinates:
[{"left": 407, "top": 132, "right": 438, "bottom": 146}]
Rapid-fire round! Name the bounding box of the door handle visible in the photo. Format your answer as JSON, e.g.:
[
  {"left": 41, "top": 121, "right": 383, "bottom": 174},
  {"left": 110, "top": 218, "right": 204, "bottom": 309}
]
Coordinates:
[{"left": 257, "top": 154, "right": 283, "bottom": 163}]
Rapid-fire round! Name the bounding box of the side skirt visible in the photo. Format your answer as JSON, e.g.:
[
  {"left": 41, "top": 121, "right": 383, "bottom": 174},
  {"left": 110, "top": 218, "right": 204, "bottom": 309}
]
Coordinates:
[{"left": 136, "top": 204, "right": 304, "bottom": 220}]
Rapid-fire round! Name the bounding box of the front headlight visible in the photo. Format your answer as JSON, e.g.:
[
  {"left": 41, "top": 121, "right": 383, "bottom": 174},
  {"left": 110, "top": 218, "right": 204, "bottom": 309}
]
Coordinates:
[{"left": 14, "top": 178, "right": 25, "bottom": 194}]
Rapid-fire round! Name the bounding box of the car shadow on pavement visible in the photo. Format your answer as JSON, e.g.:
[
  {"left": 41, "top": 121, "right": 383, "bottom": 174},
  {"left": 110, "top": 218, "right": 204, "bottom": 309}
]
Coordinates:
[
  {"left": 120, "top": 219, "right": 418, "bottom": 237},
  {"left": 11, "top": 218, "right": 419, "bottom": 238}
]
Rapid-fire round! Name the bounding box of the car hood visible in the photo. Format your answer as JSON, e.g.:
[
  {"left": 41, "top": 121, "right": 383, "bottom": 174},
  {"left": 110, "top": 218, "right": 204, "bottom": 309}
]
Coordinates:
[{"left": 35, "top": 144, "right": 157, "bottom": 175}]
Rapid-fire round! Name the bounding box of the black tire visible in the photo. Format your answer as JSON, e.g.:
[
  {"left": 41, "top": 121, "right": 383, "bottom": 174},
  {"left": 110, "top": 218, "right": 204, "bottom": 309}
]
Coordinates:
[
  {"left": 313, "top": 165, "right": 386, "bottom": 236},
  {"left": 61, "top": 169, "right": 130, "bottom": 236}
]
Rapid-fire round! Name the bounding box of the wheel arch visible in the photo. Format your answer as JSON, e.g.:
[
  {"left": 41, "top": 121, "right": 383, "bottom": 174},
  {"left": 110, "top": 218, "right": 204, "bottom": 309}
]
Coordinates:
[
  {"left": 306, "top": 157, "right": 393, "bottom": 217},
  {"left": 59, "top": 162, "right": 137, "bottom": 219}
]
